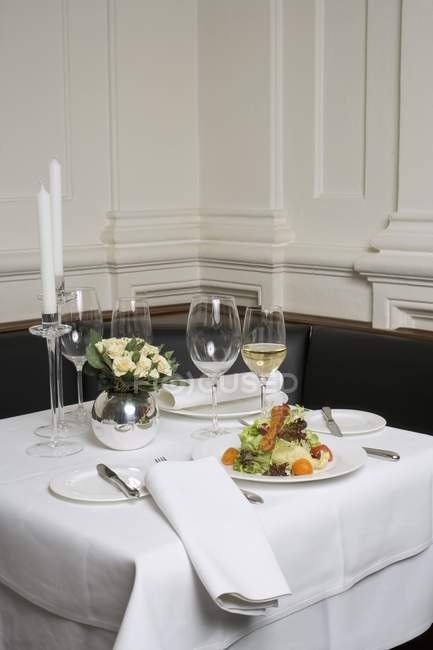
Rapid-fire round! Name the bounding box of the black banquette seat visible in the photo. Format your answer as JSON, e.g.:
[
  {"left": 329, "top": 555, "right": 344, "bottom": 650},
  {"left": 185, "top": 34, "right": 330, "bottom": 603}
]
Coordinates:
[{"left": 1, "top": 321, "right": 433, "bottom": 436}]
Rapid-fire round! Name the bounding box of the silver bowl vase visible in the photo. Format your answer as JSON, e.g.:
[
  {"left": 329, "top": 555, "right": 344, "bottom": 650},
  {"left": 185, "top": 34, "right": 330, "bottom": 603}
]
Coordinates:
[{"left": 91, "top": 390, "right": 159, "bottom": 450}]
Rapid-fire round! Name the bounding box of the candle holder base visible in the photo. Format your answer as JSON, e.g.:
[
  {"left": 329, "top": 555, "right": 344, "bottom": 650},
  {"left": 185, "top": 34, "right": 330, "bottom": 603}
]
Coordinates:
[
  {"left": 34, "top": 418, "right": 89, "bottom": 438},
  {"left": 28, "top": 317, "right": 83, "bottom": 458},
  {"left": 26, "top": 439, "right": 82, "bottom": 458}
]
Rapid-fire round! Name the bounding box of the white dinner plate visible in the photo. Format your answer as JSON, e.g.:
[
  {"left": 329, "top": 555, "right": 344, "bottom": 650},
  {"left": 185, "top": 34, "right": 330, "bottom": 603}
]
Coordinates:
[
  {"left": 192, "top": 433, "right": 367, "bottom": 483},
  {"left": 158, "top": 390, "right": 288, "bottom": 419},
  {"left": 49, "top": 465, "right": 147, "bottom": 502},
  {"left": 306, "top": 409, "right": 386, "bottom": 436}
]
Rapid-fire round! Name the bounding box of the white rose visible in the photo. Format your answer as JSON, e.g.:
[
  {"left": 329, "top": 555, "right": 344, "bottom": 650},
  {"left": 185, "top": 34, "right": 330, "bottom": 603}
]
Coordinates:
[
  {"left": 156, "top": 355, "right": 172, "bottom": 376},
  {"left": 106, "top": 339, "right": 127, "bottom": 359},
  {"left": 142, "top": 343, "right": 160, "bottom": 357},
  {"left": 149, "top": 368, "right": 160, "bottom": 379},
  {"left": 112, "top": 355, "right": 136, "bottom": 377},
  {"left": 134, "top": 354, "right": 152, "bottom": 378}
]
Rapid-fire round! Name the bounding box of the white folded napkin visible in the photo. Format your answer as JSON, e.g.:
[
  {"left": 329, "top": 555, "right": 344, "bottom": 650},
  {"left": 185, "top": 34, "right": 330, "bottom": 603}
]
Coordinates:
[
  {"left": 158, "top": 370, "right": 284, "bottom": 411},
  {"left": 145, "top": 456, "right": 291, "bottom": 615}
]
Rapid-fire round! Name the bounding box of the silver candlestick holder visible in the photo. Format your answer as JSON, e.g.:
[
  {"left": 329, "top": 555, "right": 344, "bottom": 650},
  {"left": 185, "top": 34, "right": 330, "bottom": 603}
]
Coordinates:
[{"left": 27, "top": 312, "right": 82, "bottom": 458}]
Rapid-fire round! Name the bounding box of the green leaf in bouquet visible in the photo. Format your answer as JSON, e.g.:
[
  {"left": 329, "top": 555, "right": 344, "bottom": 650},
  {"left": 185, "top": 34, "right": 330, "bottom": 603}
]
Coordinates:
[
  {"left": 125, "top": 338, "right": 143, "bottom": 352},
  {"left": 89, "top": 329, "right": 102, "bottom": 345},
  {"left": 132, "top": 351, "right": 140, "bottom": 363},
  {"left": 86, "top": 343, "right": 105, "bottom": 369},
  {"left": 165, "top": 350, "right": 174, "bottom": 359}
]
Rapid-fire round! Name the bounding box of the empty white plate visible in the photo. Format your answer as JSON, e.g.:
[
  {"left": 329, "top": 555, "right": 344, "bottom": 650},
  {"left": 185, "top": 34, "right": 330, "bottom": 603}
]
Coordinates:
[
  {"left": 306, "top": 409, "right": 386, "bottom": 436},
  {"left": 49, "top": 465, "right": 147, "bottom": 502}
]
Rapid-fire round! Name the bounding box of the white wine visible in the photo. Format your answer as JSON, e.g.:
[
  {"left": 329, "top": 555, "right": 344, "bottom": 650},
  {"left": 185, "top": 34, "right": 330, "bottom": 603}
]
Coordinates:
[{"left": 241, "top": 343, "right": 287, "bottom": 377}]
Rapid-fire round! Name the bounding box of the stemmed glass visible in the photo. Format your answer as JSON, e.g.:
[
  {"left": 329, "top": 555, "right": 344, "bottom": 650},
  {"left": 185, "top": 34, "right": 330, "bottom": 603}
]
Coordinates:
[
  {"left": 241, "top": 306, "right": 287, "bottom": 415},
  {"left": 61, "top": 288, "right": 103, "bottom": 426},
  {"left": 186, "top": 294, "right": 241, "bottom": 439},
  {"left": 111, "top": 297, "right": 152, "bottom": 341}
]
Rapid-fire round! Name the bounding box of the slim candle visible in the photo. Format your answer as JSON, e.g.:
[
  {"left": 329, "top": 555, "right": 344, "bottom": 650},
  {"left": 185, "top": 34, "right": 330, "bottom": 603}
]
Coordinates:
[
  {"left": 37, "top": 184, "right": 57, "bottom": 315},
  {"left": 49, "top": 158, "right": 63, "bottom": 280}
]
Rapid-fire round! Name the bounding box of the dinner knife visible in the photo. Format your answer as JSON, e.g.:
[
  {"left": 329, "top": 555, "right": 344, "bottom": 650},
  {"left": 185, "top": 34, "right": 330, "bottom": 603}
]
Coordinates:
[
  {"left": 96, "top": 464, "right": 140, "bottom": 498},
  {"left": 321, "top": 407, "right": 343, "bottom": 437},
  {"left": 321, "top": 407, "right": 400, "bottom": 461}
]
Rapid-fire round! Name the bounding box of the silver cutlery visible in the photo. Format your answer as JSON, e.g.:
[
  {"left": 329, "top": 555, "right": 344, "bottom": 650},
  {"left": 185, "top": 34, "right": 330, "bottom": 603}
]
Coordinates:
[
  {"left": 361, "top": 447, "right": 400, "bottom": 461},
  {"left": 96, "top": 463, "right": 140, "bottom": 498},
  {"left": 154, "top": 456, "right": 264, "bottom": 504},
  {"left": 321, "top": 407, "right": 400, "bottom": 461},
  {"left": 321, "top": 407, "right": 343, "bottom": 437}
]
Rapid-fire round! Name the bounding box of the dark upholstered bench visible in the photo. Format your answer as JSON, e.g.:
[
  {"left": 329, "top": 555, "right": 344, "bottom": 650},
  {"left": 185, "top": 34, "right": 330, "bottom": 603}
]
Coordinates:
[
  {"left": 0, "top": 323, "right": 310, "bottom": 420},
  {"left": 1, "top": 322, "right": 433, "bottom": 438},
  {"left": 303, "top": 326, "right": 433, "bottom": 436}
]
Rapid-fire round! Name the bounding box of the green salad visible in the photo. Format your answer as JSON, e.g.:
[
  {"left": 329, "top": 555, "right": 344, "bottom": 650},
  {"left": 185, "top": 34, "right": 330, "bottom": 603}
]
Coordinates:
[{"left": 221, "top": 404, "right": 333, "bottom": 477}]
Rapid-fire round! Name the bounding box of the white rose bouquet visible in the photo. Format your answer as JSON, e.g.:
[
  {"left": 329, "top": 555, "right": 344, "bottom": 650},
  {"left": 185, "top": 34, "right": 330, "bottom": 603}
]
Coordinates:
[{"left": 85, "top": 332, "right": 181, "bottom": 393}]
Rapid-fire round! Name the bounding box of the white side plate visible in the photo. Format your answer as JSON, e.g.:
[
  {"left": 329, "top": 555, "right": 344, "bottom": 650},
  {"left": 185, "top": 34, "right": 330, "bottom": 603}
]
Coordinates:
[
  {"left": 192, "top": 433, "right": 367, "bottom": 483},
  {"left": 306, "top": 409, "right": 386, "bottom": 435},
  {"left": 49, "top": 465, "right": 147, "bottom": 502}
]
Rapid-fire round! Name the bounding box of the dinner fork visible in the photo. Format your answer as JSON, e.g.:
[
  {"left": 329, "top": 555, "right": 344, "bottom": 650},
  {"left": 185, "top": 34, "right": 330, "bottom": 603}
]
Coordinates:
[{"left": 153, "top": 456, "right": 263, "bottom": 504}]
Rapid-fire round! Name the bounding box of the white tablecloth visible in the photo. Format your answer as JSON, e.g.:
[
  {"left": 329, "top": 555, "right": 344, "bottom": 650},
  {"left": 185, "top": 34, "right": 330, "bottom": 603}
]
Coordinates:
[{"left": 0, "top": 407, "right": 433, "bottom": 650}]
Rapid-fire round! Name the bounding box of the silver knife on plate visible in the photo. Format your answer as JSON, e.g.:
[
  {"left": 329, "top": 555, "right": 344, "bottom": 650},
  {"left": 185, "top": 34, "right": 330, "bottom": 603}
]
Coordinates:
[
  {"left": 96, "top": 463, "right": 140, "bottom": 498},
  {"left": 321, "top": 406, "right": 343, "bottom": 437},
  {"left": 321, "top": 407, "right": 400, "bottom": 461}
]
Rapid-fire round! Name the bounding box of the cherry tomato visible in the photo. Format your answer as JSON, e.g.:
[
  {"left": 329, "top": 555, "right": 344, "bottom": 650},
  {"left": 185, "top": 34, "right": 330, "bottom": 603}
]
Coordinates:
[
  {"left": 221, "top": 447, "right": 239, "bottom": 465},
  {"left": 311, "top": 444, "right": 333, "bottom": 462},
  {"left": 291, "top": 458, "right": 313, "bottom": 475}
]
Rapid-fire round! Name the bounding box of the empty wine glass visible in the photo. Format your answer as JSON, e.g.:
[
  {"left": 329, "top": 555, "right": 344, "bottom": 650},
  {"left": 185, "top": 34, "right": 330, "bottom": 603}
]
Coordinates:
[
  {"left": 241, "top": 306, "right": 287, "bottom": 415},
  {"left": 61, "top": 287, "right": 103, "bottom": 427},
  {"left": 111, "top": 297, "right": 152, "bottom": 342},
  {"left": 186, "top": 294, "right": 241, "bottom": 439}
]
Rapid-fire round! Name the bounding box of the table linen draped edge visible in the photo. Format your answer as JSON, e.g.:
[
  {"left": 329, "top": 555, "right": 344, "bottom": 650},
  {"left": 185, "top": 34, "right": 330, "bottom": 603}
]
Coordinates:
[{"left": 0, "top": 413, "right": 432, "bottom": 650}]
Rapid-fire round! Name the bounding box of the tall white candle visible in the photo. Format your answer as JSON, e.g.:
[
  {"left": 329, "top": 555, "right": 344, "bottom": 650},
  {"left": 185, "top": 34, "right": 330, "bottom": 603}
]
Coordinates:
[
  {"left": 37, "top": 184, "right": 57, "bottom": 315},
  {"left": 49, "top": 158, "right": 63, "bottom": 279}
]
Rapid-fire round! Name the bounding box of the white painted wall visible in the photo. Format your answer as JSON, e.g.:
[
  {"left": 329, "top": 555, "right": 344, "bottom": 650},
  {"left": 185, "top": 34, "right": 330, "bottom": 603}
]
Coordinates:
[
  {"left": 0, "top": 0, "right": 199, "bottom": 320},
  {"left": 1, "top": 0, "right": 433, "bottom": 329}
]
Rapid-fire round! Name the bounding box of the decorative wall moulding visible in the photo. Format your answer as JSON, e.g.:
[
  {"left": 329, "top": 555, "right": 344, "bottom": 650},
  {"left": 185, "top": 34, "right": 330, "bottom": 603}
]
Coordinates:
[
  {"left": 356, "top": 251, "right": 433, "bottom": 282},
  {"left": 284, "top": 244, "right": 362, "bottom": 277},
  {"left": 0, "top": 245, "right": 106, "bottom": 279},
  {"left": 103, "top": 210, "right": 200, "bottom": 245},
  {"left": 370, "top": 282, "right": 433, "bottom": 331},
  {"left": 370, "top": 212, "right": 433, "bottom": 253},
  {"left": 134, "top": 279, "right": 261, "bottom": 308},
  {"left": 200, "top": 209, "right": 294, "bottom": 245}
]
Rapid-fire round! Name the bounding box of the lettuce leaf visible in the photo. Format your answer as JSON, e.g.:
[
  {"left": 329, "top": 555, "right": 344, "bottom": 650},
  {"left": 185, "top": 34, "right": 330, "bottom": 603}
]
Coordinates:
[{"left": 233, "top": 449, "right": 272, "bottom": 475}]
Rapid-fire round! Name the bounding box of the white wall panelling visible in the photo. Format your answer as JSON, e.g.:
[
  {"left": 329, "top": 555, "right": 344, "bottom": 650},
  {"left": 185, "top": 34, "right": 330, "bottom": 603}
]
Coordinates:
[
  {"left": 357, "top": 0, "right": 433, "bottom": 329},
  {"left": 1, "top": 0, "right": 432, "bottom": 329}
]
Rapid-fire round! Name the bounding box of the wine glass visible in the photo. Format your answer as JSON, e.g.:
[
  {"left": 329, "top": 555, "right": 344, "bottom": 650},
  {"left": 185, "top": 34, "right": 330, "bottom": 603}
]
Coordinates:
[
  {"left": 186, "top": 294, "right": 241, "bottom": 439},
  {"left": 111, "top": 297, "right": 152, "bottom": 342},
  {"left": 241, "top": 306, "right": 287, "bottom": 415},
  {"left": 61, "top": 288, "right": 103, "bottom": 427}
]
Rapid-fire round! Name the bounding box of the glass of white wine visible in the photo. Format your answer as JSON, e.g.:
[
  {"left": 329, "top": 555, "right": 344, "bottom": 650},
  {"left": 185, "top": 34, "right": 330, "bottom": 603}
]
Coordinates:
[{"left": 241, "top": 305, "right": 287, "bottom": 415}]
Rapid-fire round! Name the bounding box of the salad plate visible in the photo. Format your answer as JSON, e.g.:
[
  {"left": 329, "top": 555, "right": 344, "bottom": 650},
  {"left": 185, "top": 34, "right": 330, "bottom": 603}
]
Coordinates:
[
  {"left": 192, "top": 432, "right": 367, "bottom": 483},
  {"left": 159, "top": 391, "right": 288, "bottom": 419},
  {"left": 306, "top": 409, "right": 386, "bottom": 436},
  {"left": 49, "top": 465, "right": 147, "bottom": 502}
]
